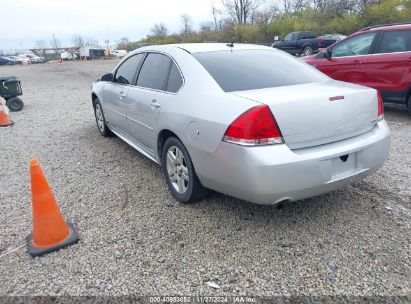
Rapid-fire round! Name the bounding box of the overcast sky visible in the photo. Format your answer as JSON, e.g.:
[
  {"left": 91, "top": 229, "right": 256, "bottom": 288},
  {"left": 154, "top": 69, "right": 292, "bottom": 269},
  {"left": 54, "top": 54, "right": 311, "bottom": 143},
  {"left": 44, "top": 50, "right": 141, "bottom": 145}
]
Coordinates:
[{"left": 1, "top": 0, "right": 216, "bottom": 50}]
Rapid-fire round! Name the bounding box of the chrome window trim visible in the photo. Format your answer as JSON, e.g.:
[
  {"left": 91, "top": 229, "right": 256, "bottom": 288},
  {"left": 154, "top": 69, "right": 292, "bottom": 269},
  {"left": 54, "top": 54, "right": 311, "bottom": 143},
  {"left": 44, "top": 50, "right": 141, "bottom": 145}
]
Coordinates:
[{"left": 133, "top": 50, "right": 185, "bottom": 95}]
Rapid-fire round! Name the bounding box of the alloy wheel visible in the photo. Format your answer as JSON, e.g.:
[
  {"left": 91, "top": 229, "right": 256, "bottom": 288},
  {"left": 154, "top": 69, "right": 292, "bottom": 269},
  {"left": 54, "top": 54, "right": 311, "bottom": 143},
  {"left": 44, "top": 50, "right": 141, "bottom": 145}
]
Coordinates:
[
  {"left": 95, "top": 103, "right": 104, "bottom": 132},
  {"left": 166, "top": 146, "right": 189, "bottom": 194}
]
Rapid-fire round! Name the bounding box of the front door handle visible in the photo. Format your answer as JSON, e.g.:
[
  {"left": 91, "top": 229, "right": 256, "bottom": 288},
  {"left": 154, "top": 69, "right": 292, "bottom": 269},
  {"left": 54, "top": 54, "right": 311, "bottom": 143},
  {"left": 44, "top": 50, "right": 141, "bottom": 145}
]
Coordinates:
[
  {"left": 119, "top": 92, "right": 126, "bottom": 100},
  {"left": 353, "top": 60, "right": 362, "bottom": 65},
  {"left": 150, "top": 99, "right": 160, "bottom": 109}
]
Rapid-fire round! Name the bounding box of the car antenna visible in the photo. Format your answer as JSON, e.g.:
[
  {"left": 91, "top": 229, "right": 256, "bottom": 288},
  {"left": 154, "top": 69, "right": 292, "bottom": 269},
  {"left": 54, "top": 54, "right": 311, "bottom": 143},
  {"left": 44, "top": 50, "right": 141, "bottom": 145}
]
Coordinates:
[{"left": 226, "top": 40, "right": 234, "bottom": 48}]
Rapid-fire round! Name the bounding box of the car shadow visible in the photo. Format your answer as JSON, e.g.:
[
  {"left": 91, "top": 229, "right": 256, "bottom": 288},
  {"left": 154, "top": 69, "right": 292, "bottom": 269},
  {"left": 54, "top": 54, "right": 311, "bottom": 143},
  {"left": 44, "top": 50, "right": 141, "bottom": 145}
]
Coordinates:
[{"left": 384, "top": 103, "right": 409, "bottom": 119}]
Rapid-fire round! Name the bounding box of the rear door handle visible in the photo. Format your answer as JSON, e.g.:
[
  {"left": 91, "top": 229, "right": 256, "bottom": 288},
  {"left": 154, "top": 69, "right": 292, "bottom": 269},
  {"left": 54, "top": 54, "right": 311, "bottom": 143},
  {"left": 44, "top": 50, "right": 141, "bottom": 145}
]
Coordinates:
[
  {"left": 119, "top": 92, "right": 126, "bottom": 100},
  {"left": 353, "top": 60, "right": 362, "bottom": 65},
  {"left": 150, "top": 99, "right": 160, "bottom": 109}
]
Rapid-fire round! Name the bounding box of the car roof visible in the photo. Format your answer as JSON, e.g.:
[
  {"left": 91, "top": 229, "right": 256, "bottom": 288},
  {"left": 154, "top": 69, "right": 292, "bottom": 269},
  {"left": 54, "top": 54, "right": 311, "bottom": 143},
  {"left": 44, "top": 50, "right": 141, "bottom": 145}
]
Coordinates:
[
  {"left": 361, "top": 23, "right": 411, "bottom": 32},
  {"left": 139, "top": 43, "right": 273, "bottom": 54}
]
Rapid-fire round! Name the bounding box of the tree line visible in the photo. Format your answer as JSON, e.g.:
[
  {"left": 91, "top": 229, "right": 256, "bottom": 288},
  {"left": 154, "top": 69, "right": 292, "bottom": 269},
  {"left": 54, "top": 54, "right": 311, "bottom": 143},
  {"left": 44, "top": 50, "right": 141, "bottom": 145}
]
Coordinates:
[{"left": 123, "top": 0, "right": 410, "bottom": 50}]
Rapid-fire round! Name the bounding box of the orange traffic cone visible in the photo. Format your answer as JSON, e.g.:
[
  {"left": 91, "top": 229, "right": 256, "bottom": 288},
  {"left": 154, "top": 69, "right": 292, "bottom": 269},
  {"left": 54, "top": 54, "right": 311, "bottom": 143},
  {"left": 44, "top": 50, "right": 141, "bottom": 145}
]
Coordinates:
[
  {"left": 26, "top": 159, "right": 79, "bottom": 257},
  {"left": 0, "top": 98, "right": 13, "bottom": 127}
]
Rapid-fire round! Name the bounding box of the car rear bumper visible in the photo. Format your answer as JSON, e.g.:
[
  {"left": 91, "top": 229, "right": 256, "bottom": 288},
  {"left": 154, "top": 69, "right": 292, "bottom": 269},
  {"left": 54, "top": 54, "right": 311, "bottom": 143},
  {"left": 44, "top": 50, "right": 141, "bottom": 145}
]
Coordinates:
[{"left": 195, "top": 120, "right": 391, "bottom": 204}]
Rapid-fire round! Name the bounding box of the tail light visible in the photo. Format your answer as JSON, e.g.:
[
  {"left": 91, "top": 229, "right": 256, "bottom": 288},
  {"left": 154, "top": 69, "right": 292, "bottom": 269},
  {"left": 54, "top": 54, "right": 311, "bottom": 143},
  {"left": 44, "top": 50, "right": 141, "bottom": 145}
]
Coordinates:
[
  {"left": 377, "top": 91, "right": 384, "bottom": 120},
  {"left": 223, "top": 105, "right": 283, "bottom": 146}
]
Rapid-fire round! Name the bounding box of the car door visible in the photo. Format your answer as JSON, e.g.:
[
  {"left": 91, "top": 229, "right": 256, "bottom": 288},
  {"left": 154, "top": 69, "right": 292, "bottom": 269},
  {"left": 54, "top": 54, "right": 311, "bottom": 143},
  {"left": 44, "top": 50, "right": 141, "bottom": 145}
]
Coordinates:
[
  {"left": 101, "top": 54, "right": 143, "bottom": 135},
  {"left": 280, "top": 33, "right": 297, "bottom": 53},
  {"left": 126, "top": 52, "right": 178, "bottom": 153},
  {"left": 365, "top": 29, "right": 411, "bottom": 104},
  {"left": 316, "top": 32, "right": 377, "bottom": 86}
]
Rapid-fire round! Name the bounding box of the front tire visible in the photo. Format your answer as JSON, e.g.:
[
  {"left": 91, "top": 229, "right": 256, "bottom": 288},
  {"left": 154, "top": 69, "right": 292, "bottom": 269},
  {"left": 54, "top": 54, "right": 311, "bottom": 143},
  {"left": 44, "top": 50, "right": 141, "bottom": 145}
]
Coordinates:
[
  {"left": 6, "top": 97, "right": 24, "bottom": 111},
  {"left": 303, "top": 46, "right": 313, "bottom": 56},
  {"left": 93, "top": 98, "right": 112, "bottom": 137},
  {"left": 161, "top": 137, "right": 208, "bottom": 204}
]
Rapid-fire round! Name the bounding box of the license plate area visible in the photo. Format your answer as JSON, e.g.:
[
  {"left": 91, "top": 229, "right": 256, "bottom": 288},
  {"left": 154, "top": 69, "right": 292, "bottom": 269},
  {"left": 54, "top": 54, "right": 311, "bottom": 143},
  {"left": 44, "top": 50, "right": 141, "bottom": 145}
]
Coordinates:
[{"left": 331, "top": 152, "right": 357, "bottom": 178}]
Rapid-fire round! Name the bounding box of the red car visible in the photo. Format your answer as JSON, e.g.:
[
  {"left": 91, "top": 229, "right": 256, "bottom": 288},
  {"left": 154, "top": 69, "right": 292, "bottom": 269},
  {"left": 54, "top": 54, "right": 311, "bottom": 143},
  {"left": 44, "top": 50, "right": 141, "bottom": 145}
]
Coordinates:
[{"left": 303, "top": 23, "right": 411, "bottom": 115}]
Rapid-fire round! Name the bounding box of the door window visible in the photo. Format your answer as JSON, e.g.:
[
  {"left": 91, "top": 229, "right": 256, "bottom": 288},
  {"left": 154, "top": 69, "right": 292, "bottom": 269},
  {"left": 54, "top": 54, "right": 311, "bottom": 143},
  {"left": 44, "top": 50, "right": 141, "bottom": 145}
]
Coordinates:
[
  {"left": 284, "top": 33, "right": 293, "bottom": 41},
  {"left": 137, "top": 53, "right": 171, "bottom": 90},
  {"left": 114, "top": 53, "right": 145, "bottom": 85},
  {"left": 376, "top": 30, "right": 411, "bottom": 53},
  {"left": 166, "top": 62, "right": 183, "bottom": 93},
  {"left": 331, "top": 33, "right": 376, "bottom": 58}
]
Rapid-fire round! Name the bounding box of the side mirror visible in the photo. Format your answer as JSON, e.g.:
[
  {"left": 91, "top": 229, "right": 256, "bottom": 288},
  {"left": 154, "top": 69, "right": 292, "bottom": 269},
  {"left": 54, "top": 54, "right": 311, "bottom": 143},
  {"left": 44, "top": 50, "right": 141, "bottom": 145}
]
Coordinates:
[
  {"left": 324, "top": 49, "right": 332, "bottom": 59},
  {"left": 101, "top": 73, "right": 113, "bottom": 82}
]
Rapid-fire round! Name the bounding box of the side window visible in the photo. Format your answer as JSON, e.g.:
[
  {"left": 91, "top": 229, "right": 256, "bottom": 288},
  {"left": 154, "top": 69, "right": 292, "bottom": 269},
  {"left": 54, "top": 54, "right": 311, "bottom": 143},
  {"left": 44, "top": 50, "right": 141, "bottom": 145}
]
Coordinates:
[
  {"left": 114, "top": 54, "right": 145, "bottom": 85},
  {"left": 284, "top": 33, "right": 293, "bottom": 41},
  {"left": 166, "top": 62, "right": 183, "bottom": 93},
  {"left": 377, "top": 30, "right": 411, "bottom": 53},
  {"left": 307, "top": 32, "right": 315, "bottom": 39},
  {"left": 331, "top": 32, "right": 376, "bottom": 58},
  {"left": 137, "top": 53, "right": 171, "bottom": 90}
]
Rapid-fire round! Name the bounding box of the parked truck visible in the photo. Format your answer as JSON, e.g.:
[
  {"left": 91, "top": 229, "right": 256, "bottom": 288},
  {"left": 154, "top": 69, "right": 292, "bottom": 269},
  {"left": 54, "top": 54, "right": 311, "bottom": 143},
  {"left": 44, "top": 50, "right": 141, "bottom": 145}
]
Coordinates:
[
  {"left": 79, "top": 46, "right": 105, "bottom": 60},
  {"left": 271, "top": 31, "right": 320, "bottom": 56}
]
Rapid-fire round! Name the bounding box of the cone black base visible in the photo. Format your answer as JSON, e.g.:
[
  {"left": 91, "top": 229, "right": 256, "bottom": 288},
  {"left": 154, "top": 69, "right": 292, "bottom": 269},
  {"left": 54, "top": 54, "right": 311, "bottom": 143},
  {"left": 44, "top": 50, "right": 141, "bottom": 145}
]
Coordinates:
[
  {"left": 0, "top": 120, "right": 14, "bottom": 127},
  {"left": 26, "top": 222, "right": 79, "bottom": 257}
]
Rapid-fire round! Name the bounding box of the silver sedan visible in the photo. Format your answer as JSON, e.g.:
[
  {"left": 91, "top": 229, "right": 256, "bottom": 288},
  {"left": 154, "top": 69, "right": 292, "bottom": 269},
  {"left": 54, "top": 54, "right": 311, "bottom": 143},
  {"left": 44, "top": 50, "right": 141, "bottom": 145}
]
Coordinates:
[{"left": 91, "top": 43, "right": 390, "bottom": 204}]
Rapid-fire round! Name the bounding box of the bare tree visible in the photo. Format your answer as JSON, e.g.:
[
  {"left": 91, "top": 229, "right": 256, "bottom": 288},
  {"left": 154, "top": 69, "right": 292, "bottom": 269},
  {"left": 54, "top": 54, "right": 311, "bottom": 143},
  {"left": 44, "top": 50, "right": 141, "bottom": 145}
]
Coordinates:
[
  {"left": 200, "top": 21, "right": 215, "bottom": 32},
  {"left": 150, "top": 23, "right": 168, "bottom": 38},
  {"left": 279, "top": 0, "right": 315, "bottom": 14},
  {"left": 211, "top": 4, "right": 223, "bottom": 30},
  {"left": 254, "top": 4, "right": 279, "bottom": 25},
  {"left": 71, "top": 35, "right": 85, "bottom": 48},
  {"left": 221, "top": 0, "right": 265, "bottom": 24},
  {"left": 117, "top": 37, "right": 130, "bottom": 50},
  {"left": 85, "top": 37, "right": 98, "bottom": 46},
  {"left": 50, "top": 35, "right": 61, "bottom": 54},
  {"left": 180, "top": 14, "right": 194, "bottom": 38}
]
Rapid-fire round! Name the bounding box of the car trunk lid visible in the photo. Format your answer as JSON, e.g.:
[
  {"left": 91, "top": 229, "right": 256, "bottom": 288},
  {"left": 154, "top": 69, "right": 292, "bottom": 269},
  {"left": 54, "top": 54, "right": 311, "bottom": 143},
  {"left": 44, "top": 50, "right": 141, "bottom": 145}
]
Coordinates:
[{"left": 231, "top": 81, "right": 378, "bottom": 149}]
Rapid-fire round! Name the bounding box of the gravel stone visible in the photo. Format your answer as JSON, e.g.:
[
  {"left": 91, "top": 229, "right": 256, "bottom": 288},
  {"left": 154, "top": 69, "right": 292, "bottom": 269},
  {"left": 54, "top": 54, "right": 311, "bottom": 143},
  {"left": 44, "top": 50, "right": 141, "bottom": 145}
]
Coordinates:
[
  {"left": 207, "top": 282, "right": 221, "bottom": 289},
  {"left": 0, "top": 61, "right": 410, "bottom": 297}
]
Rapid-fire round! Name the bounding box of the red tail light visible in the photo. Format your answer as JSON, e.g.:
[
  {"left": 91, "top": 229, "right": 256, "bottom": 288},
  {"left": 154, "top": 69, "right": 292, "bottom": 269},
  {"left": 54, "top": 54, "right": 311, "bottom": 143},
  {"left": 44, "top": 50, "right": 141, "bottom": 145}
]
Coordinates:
[
  {"left": 377, "top": 91, "right": 384, "bottom": 120},
  {"left": 223, "top": 105, "right": 283, "bottom": 146}
]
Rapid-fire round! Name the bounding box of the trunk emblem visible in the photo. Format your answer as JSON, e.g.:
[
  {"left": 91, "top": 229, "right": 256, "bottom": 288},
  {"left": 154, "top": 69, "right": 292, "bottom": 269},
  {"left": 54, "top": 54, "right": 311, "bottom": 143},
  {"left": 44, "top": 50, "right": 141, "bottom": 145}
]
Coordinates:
[{"left": 329, "top": 96, "right": 345, "bottom": 101}]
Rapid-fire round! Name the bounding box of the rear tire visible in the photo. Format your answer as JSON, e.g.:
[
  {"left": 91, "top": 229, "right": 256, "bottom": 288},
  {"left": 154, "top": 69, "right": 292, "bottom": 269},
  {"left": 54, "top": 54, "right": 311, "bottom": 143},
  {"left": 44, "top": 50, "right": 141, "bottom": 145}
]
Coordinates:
[
  {"left": 161, "top": 137, "right": 208, "bottom": 204},
  {"left": 303, "top": 46, "right": 313, "bottom": 56},
  {"left": 6, "top": 97, "right": 24, "bottom": 111},
  {"left": 93, "top": 98, "right": 112, "bottom": 137},
  {"left": 408, "top": 95, "right": 411, "bottom": 116}
]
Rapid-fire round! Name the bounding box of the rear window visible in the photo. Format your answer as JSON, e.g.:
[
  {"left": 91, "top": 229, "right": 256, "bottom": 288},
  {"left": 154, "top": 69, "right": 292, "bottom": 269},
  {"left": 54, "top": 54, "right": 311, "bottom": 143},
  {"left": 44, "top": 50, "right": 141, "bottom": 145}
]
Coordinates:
[
  {"left": 193, "top": 50, "right": 326, "bottom": 92},
  {"left": 377, "top": 30, "right": 411, "bottom": 53}
]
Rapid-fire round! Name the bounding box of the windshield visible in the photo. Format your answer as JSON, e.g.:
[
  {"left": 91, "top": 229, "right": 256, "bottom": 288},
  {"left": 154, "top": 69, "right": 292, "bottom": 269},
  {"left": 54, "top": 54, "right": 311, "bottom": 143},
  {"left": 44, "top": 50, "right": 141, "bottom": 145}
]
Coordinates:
[{"left": 193, "top": 49, "right": 327, "bottom": 92}]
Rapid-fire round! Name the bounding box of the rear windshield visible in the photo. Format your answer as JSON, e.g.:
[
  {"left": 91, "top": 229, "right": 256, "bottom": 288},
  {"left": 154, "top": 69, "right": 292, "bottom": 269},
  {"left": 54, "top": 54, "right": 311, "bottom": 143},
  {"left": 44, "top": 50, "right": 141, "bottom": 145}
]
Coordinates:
[{"left": 193, "top": 49, "right": 326, "bottom": 92}]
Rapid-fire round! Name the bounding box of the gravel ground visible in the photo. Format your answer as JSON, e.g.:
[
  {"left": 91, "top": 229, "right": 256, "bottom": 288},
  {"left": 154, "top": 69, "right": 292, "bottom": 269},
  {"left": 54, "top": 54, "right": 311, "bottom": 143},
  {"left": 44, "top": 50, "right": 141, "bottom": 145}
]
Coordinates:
[{"left": 0, "top": 61, "right": 410, "bottom": 298}]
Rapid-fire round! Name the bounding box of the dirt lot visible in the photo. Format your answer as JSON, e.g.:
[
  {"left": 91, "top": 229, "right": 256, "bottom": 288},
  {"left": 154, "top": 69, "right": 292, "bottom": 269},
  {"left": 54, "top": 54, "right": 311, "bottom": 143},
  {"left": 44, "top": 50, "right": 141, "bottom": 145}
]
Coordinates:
[{"left": 0, "top": 61, "right": 410, "bottom": 298}]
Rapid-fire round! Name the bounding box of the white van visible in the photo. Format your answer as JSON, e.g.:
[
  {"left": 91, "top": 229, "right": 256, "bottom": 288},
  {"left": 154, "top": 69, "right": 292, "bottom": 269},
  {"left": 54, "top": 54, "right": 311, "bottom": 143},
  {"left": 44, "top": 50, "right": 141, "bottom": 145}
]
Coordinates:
[{"left": 112, "top": 50, "right": 127, "bottom": 58}]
